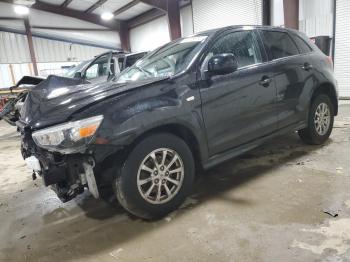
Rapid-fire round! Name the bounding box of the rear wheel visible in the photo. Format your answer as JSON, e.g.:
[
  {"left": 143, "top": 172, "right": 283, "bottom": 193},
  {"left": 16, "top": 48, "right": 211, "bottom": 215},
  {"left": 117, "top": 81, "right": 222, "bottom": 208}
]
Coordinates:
[
  {"left": 114, "top": 133, "right": 195, "bottom": 219},
  {"left": 298, "top": 94, "right": 334, "bottom": 145}
]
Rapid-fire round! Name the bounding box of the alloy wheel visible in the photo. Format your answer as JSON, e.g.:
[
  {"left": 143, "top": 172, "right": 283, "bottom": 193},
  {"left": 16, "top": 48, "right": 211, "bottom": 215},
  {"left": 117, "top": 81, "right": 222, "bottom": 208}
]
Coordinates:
[
  {"left": 137, "top": 148, "right": 184, "bottom": 204},
  {"left": 314, "top": 102, "right": 331, "bottom": 136}
]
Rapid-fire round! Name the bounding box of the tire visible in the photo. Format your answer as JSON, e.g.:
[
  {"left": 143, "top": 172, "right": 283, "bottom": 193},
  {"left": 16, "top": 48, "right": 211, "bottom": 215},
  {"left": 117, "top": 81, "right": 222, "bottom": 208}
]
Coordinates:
[
  {"left": 114, "top": 133, "right": 195, "bottom": 219},
  {"left": 298, "top": 94, "right": 334, "bottom": 145}
]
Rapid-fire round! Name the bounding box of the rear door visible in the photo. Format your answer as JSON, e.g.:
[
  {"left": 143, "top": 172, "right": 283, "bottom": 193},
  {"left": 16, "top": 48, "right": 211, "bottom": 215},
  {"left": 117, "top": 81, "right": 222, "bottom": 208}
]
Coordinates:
[
  {"left": 199, "top": 29, "right": 278, "bottom": 155},
  {"left": 258, "top": 29, "right": 312, "bottom": 129}
]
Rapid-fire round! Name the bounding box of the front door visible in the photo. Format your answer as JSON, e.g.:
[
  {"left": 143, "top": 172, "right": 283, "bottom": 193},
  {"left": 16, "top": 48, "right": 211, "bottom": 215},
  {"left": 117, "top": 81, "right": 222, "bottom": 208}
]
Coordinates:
[{"left": 199, "top": 30, "right": 278, "bottom": 156}]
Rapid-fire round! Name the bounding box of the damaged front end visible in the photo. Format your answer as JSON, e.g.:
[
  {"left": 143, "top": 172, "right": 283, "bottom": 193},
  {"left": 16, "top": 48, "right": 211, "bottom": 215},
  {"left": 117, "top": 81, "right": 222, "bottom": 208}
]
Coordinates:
[
  {"left": 16, "top": 75, "right": 113, "bottom": 202},
  {"left": 16, "top": 74, "right": 161, "bottom": 203},
  {"left": 18, "top": 120, "right": 100, "bottom": 202}
]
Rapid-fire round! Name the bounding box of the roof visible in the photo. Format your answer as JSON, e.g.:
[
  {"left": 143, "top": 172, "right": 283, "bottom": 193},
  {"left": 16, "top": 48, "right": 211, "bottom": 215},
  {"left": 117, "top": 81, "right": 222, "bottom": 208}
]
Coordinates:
[{"left": 196, "top": 25, "right": 294, "bottom": 36}]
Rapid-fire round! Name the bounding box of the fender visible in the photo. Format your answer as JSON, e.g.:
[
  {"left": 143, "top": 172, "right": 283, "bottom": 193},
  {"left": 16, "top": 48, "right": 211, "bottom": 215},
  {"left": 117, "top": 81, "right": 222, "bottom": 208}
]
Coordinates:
[{"left": 79, "top": 74, "right": 210, "bottom": 164}]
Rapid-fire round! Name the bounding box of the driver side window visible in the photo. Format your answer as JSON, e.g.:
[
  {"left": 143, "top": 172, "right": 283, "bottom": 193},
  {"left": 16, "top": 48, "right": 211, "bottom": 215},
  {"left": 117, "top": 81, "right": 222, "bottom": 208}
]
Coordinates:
[
  {"left": 203, "top": 31, "right": 262, "bottom": 71},
  {"left": 85, "top": 55, "right": 109, "bottom": 80}
]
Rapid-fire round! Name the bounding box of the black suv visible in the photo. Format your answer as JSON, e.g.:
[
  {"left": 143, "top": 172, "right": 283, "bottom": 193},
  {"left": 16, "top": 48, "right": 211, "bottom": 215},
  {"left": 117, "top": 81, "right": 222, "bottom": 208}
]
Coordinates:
[{"left": 18, "top": 26, "right": 338, "bottom": 219}]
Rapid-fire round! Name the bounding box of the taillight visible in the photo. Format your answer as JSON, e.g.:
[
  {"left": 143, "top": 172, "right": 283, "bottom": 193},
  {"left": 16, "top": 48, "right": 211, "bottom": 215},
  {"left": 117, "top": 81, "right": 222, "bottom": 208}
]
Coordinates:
[{"left": 326, "top": 56, "right": 333, "bottom": 68}]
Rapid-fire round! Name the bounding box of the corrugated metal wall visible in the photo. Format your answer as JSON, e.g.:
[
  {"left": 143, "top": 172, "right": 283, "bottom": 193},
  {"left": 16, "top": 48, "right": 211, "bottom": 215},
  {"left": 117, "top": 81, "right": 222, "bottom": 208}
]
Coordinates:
[
  {"left": 0, "top": 31, "right": 31, "bottom": 63},
  {"left": 192, "top": 0, "right": 262, "bottom": 33},
  {"left": 0, "top": 31, "right": 111, "bottom": 88},
  {"left": 0, "top": 31, "right": 110, "bottom": 64},
  {"left": 0, "top": 62, "right": 80, "bottom": 88},
  {"left": 299, "top": 0, "right": 333, "bottom": 37},
  {"left": 33, "top": 37, "right": 109, "bottom": 63},
  {"left": 334, "top": 0, "right": 350, "bottom": 98},
  {"left": 0, "top": 63, "right": 33, "bottom": 88}
]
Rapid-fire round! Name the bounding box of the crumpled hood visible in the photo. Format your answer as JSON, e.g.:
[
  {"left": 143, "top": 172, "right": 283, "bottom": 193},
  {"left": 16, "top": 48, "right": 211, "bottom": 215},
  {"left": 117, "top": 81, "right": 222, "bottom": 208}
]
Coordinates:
[
  {"left": 20, "top": 75, "right": 167, "bottom": 129},
  {"left": 15, "top": 75, "right": 46, "bottom": 88}
]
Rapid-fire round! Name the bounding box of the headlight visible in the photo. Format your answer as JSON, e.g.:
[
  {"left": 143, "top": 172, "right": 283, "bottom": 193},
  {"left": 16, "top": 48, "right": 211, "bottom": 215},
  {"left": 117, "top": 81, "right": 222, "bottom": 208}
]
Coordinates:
[{"left": 32, "top": 115, "right": 103, "bottom": 153}]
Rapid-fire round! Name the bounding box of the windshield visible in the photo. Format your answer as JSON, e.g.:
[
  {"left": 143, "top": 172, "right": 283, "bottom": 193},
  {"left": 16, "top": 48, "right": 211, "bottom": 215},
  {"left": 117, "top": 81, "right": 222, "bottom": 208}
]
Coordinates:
[
  {"left": 115, "top": 36, "right": 208, "bottom": 83},
  {"left": 63, "top": 60, "right": 91, "bottom": 78}
]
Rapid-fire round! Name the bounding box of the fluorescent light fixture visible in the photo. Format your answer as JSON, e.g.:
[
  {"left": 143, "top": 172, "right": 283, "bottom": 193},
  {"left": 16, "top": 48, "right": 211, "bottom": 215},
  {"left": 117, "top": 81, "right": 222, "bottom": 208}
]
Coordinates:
[
  {"left": 14, "top": 5, "right": 29, "bottom": 15},
  {"left": 101, "top": 12, "right": 114, "bottom": 21}
]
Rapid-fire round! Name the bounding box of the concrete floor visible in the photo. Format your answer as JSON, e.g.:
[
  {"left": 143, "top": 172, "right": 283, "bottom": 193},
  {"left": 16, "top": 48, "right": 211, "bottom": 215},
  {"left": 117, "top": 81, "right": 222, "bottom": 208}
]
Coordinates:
[{"left": 0, "top": 103, "right": 350, "bottom": 262}]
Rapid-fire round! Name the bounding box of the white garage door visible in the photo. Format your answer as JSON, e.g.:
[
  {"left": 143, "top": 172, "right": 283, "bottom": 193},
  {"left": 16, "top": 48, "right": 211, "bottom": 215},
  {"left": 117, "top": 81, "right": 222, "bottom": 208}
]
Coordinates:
[
  {"left": 334, "top": 0, "right": 350, "bottom": 98},
  {"left": 130, "top": 16, "right": 170, "bottom": 52},
  {"left": 192, "top": 0, "right": 263, "bottom": 33}
]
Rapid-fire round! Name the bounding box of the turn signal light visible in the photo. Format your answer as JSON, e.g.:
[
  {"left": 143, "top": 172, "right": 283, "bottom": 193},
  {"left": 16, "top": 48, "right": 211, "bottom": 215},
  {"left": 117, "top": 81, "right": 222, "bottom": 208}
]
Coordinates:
[{"left": 79, "top": 124, "right": 99, "bottom": 138}]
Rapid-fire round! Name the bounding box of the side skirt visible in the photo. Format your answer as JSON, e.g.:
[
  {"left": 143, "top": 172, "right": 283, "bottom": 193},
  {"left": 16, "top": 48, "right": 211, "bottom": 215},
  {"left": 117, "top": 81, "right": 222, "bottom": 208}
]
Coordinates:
[{"left": 203, "top": 122, "right": 306, "bottom": 170}]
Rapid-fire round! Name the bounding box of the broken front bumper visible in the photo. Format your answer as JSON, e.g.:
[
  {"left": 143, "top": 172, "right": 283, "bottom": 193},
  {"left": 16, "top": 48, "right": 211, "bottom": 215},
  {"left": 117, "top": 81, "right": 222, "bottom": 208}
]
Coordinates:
[{"left": 17, "top": 121, "right": 102, "bottom": 202}]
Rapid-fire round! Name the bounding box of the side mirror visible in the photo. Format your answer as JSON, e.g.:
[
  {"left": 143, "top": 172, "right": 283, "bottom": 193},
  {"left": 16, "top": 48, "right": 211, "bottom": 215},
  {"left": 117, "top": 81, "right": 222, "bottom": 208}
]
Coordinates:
[
  {"left": 74, "top": 72, "right": 82, "bottom": 79},
  {"left": 208, "top": 53, "right": 238, "bottom": 76}
]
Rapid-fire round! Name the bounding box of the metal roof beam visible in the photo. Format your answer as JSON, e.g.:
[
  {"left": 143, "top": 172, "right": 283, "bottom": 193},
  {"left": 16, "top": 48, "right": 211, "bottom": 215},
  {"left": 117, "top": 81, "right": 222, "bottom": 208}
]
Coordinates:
[
  {"left": 24, "top": 18, "right": 38, "bottom": 75},
  {"left": 31, "top": 1, "right": 120, "bottom": 30},
  {"left": 61, "top": 0, "right": 74, "bottom": 8},
  {"left": 85, "top": 0, "right": 108, "bottom": 14},
  {"left": 0, "top": 16, "right": 23, "bottom": 20},
  {"left": 167, "top": 0, "right": 181, "bottom": 40},
  {"left": 140, "top": 0, "right": 167, "bottom": 12},
  {"left": 113, "top": 0, "right": 140, "bottom": 16},
  {"left": 31, "top": 26, "right": 111, "bottom": 31},
  {"left": 126, "top": 8, "right": 164, "bottom": 28}
]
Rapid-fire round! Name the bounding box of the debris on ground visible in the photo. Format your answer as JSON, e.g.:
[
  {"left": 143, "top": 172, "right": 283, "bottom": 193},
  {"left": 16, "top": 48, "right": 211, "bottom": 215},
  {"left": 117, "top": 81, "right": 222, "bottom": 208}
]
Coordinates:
[
  {"left": 323, "top": 204, "right": 342, "bottom": 217},
  {"left": 323, "top": 209, "right": 339, "bottom": 217},
  {"left": 336, "top": 167, "right": 344, "bottom": 174},
  {"left": 19, "top": 235, "right": 26, "bottom": 239},
  {"left": 110, "top": 248, "right": 124, "bottom": 259}
]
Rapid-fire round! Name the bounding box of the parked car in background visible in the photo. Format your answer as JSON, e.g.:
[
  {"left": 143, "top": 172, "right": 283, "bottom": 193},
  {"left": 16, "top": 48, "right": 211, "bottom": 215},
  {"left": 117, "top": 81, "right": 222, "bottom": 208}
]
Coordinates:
[
  {"left": 63, "top": 51, "right": 148, "bottom": 84},
  {"left": 0, "top": 51, "right": 148, "bottom": 125},
  {"left": 18, "top": 25, "right": 338, "bottom": 219},
  {"left": 0, "top": 76, "right": 45, "bottom": 125}
]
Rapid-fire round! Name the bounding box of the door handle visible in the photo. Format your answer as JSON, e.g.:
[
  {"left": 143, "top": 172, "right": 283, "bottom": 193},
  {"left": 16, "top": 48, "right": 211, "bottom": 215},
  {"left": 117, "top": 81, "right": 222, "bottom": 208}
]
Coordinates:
[
  {"left": 259, "top": 76, "right": 272, "bottom": 87},
  {"left": 302, "top": 63, "right": 313, "bottom": 71}
]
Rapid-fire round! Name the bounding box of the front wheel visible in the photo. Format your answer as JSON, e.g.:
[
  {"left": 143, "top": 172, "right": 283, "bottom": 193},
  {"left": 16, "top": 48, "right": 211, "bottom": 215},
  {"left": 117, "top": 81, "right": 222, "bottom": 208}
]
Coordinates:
[
  {"left": 298, "top": 94, "right": 334, "bottom": 145},
  {"left": 114, "top": 133, "right": 195, "bottom": 219}
]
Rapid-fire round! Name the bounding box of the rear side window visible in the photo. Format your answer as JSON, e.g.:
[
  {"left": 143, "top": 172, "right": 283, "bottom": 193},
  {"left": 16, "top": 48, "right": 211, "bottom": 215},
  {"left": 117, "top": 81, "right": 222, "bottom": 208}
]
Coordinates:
[
  {"left": 292, "top": 35, "right": 313, "bottom": 54},
  {"left": 260, "top": 30, "right": 299, "bottom": 60}
]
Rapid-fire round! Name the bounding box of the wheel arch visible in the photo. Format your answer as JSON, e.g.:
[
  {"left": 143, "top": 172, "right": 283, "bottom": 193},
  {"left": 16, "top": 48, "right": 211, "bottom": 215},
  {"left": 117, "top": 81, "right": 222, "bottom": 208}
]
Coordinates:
[
  {"left": 311, "top": 82, "right": 338, "bottom": 115},
  {"left": 128, "top": 123, "right": 205, "bottom": 171},
  {"left": 97, "top": 122, "right": 207, "bottom": 177}
]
